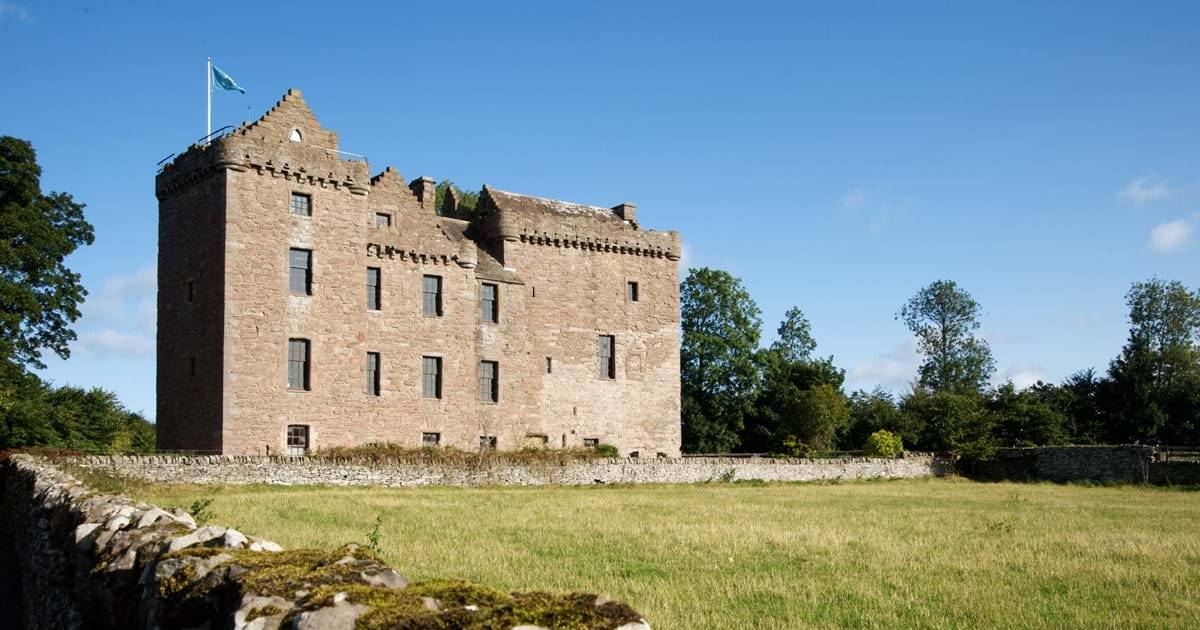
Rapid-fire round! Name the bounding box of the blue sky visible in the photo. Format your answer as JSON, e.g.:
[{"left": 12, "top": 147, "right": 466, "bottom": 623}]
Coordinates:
[{"left": 2, "top": 1, "right": 1197, "bottom": 419}]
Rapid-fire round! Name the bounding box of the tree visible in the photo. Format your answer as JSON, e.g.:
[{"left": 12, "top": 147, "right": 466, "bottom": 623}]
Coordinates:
[
  {"left": 841, "top": 387, "right": 914, "bottom": 450},
  {"left": 745, "top": 352, "right": 848, "bottom": 454},
  {"left": 770, "top": 306, "right": 816, "bottom": 363},
  {"left": 901, "top": 387, "right": 996, "bottom": 458},
  {"left": 1105, "top": 278, "right": 1200, "bottom": 443},
  {"left": 434, "top": 180, "right": 479, "bottom": 217},
  {"left": 988, "top": 382, "right": 1070, "bottom": 447},
  {"left": 898, "top": 280, "right": 994, "bottom": 393},
  {"left": 0, "top": 136, "right": 94, "bottom": 370},
  {"left": 680, "top": 268, "right": 762, "bottom": 453}
]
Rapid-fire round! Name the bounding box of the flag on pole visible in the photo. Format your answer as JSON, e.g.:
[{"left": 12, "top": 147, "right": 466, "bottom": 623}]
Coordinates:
[{"left": 211, "top": 64, "right": 245, "bottom": 94}]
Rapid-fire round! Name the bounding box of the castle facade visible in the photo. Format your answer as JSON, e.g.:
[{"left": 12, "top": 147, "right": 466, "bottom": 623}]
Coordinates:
[{"left": 155, "top": 89, "right": 682, "bottom": 456}]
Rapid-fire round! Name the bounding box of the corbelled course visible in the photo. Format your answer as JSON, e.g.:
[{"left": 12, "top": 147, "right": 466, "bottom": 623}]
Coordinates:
[{"left": 0, "top": 454, "right": 650, "bottom": 629}]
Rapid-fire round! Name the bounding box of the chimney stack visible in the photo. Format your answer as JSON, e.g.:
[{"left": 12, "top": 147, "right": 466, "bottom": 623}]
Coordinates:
[
  {"left": 409, "top": 176, "right": 437, "bottom": 210},
  {"left": 612, "top": 202, "right": 637, "bottom": 226}
]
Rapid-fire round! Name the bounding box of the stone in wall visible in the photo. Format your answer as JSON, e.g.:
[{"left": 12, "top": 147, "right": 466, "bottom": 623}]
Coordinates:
[{"left": 0, "top": 454, "right": 650, "bottom": 629}]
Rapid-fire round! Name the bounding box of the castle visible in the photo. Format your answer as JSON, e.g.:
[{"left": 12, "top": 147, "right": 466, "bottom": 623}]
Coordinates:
[{"left": 155, "top": 89, "right": 682, "bottom": 456}]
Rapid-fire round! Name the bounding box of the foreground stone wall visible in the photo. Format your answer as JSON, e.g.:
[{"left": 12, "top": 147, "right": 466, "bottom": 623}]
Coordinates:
[
  {"left": 0, "top": 454, "right": 649, "bottom": 629},
  {"left": 60, "top": 453, "right": 949, "bottom": 487},
  {"left": 968, "top": 446, "right": 1154, "bottom": 483}
]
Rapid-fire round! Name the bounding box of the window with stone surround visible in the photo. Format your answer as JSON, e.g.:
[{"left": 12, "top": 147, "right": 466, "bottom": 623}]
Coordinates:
[
  {"left": 288, "top": 248, "right": 312, "bottom": 295},
  {"left": 367, "top": 267, "right": 381, "bottom": 310},
  {"left": 421, "top": 356, "right": 442, "bottom": 398},
  {"left": 480, "top": 283, "right": 498, "bottom": 323},
  {"left": 479, "top": 360, "right": 499, "bottom": 403},
  {"left": 290, "top": 192, "right": 311, "bottom": 216},
  {"left": 597, "top": 335, "right": 615, "bottom": 379},
  {"left": 375, "top": 212, "right": 392, "bottom": 227},
  {"left": 627, "top": 281, "right": 639, "bottom": 302},
  {"left": 422, "top": 275, "right": 443, "bottom": 317},
  {"left": 479, "top": 435, "right": 498, "bottom": 450},
  {"left": 286, "top": 424, "right": 309, "bottom": 456},
  {"left": 287, "top": 338, "right": 310, "bottom": 390},
  {"left": 422, "top": 432, "right": 440, "bottom": 447},
  {"left": 583, "top": 438, "right": 599, "bottom": 448},
  {"left": 546, "top": 357, "right": 553, "bottom": 374},
  {"left": 367, "top": 351, "right": 381, "bottom": 396}
]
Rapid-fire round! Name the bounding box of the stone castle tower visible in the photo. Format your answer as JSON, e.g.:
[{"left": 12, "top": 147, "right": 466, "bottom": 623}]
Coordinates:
[{"left": 155, "top": 89, "right": 682, "bottom": 456}]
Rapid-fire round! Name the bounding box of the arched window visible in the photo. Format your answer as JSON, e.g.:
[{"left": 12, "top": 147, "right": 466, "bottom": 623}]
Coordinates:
[{"left": 289, "top": 128, "right": 303, "bottom": 142}]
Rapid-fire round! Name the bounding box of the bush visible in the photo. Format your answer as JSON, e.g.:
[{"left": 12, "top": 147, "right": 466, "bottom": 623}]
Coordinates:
[
  {"left": 864, "top": 430, "right": 904, "bottom": 458},
  {"left": 594, "top": 444, "right": 619, "bottom": 457}
]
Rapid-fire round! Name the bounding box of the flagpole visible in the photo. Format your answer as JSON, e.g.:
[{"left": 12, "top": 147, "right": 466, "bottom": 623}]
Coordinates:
[{"left": 206, "top": 57, "right": 212, "bottom": 145}]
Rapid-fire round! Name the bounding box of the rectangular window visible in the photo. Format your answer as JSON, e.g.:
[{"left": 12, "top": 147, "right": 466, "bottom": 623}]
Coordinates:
[
  {"left": 189, "top": 357, "right": 196, "bottom": 377},
  {"left": 288, "top": 338, "right": 310, "bottom": 390},
  {"left": 480, "top": 283, "right": 498, "bottom": 323},
  {"left": 367, "top": 267, "right": 381, "bottom": 310},
  {"left": 290, "top": 192, "right": 311, "bottom": 216},
  {"left": 479, "top": 360, "right": 498, "bottom": 402},
  {"left": 422, "top": 432, "right": 441, "bottom": 447},
  {"left": 421, "top": 356, "right": 442, "bottom": 398},
  {"left": 288, "top": 248, "right": 312, "bottom": 295},
  {"left": 627, "top": 281, "right": 639, "bottom": 302},
  {"left": 479, "top": 435, "right": 498, "bottom": 450},
  {"left": 545, "top": 357, "right": 553, "bottom": 374},
  {"left": 422, "top": 275, "right": 442, "bottom": 317},
  {"left": 367, "top": 351, "right": 380, "bottom": 396},
  {"left": 597, "top": 335, "right": 615, "bottom": 379},
  {"left": 286, "top": 424, "right": 310, "bottom": 456},
  {"left": 583, "top": 438, "right": 599, "bottom": 448},
  {"left": 375, "top": 212, "right": 392, "bottom": 227},
  {"left": 187, "top": 280, "right": 194, "bottom": 303}
]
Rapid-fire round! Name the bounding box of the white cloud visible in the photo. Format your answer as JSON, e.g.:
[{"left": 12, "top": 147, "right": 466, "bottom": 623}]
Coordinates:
[
  {"left": 1149, "top": 218, "right": 1193, "bottom": 253},
  {"left": 77, "top": 329, "right": 153, "bottom": 358},
  {"left": 846, "top": 339, "right": 920, "bottom": 391},
  {"left": 840, "top": 188, "right": 866, "bottom": 210},
  {"left": 82, "top": 267, "right": 155, "bottom": 326},
  {"left": 0, "top": 1, "right": 32, "bottom": 22},
  {"left": 1119, "top": 174, "right": 1170, "bottom": 206},
  {"left": 999, "top": 364, "right": 1048, "bottom": 390}
]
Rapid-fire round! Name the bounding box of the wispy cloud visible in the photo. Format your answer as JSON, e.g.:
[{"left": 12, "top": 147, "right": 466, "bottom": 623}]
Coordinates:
[
  {"left": 77, "top": 329, "right": 154, "bottom": 358},
  {"left": 837, "top": 188, "right": 909, "bottom": 235},
  {"left": 82, "top": 267, "right": 155, "bottom": 327},
  {"left": 846, "top": 339, "right": 920, "bottom": 391},
  {"left": 1119, "top": 174, "right": 1170, "bottom": 206},
  {"left": 1149, "top": 217, "right": 1193, "bottom": 253},
  {"left": 0, "top": 1, "right": 32, "bottom": 22},
  {"left": 839, "top": 188, "right": 866, "bottom": 210},
  {"left": 999, "top": 364, "right": 1048, "bottom": 390}
]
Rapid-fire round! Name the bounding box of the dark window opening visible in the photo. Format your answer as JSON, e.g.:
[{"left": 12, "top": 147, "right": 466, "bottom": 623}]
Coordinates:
[
  {"left": 546, "top": 357, "right": 553, "bottom": 374},
  {"left": 479, "top": 435, "right": 498, "bottom": 450},
  {"left": 421, "top": 356, "right": 442, "bottom": 398},
  {"left": 422, "top": 275, "right": 443, "bottom": 317},
  {"left": 597, "top": 335, "right": 615, "bottom": 379},
  {"left": 288, "top": 248, "right": 312, "bottom": 295},
  {"left": 286, "top": 424, "right": 310, "bottom": 456},
  {"left": 629, "top": 451, "right": 640, "bottom": 458},
  {"left": 367, "top": 351, "right": 381, "bottom": 396},
  {"left": 480, "top": 283, "right": 498, "bottom": 323},
  {"left": 422, "top": 432, "right": 441, "bottom": 447},
  {"left": 627, "top": 281, "right": 639, "bottom": 302},
  {"left": 479, "top": 360, "right": 499, "bottom": 402},
  {"left": 189, "top": 357, "right": 196, "bottom": 377},
  {"left": 367, "top": 267, "right": 381, "bottom": 310},
  {"left": 375, "top": 212, "right": 392, "bottom": 227},
  {"left": 583, "top": 438, "right": 599, "bottom": 448},
  {"left": 290, "top": 192, "right": 311, "bottom": 216},
  {"left": 187, "top": 280, "right": 194, "bottom": 303},
  {"left": 288, "top": 338, "right": 310, "bottom": 390}
]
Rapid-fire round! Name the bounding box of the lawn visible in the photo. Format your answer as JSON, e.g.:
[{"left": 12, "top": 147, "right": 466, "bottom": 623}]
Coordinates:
[{"left": 130, "top": 478, "right": 1200, "bottom": 629}]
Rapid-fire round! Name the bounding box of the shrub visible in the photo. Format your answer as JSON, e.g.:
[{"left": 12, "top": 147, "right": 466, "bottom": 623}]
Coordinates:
[
  {"left": 864, "top": 430, "right": 904, "bottom": 458},
  {"left": 594, "top": 444, "right": 619, "bottom": 458}
]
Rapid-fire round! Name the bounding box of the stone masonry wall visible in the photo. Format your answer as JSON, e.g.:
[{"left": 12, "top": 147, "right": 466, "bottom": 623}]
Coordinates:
[
  {"left": 0, "top": 454, "right": 649, "bottom": 629},
  {"left": 968, "top": 446, "right": 1154, "bottom": 483},
  {"left": 58, "top": 454, "right": 948, "bottom": 487}
]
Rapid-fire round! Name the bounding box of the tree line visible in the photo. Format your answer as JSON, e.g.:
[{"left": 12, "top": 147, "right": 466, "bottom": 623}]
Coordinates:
[
  {"left": 681, "top": 269, "right": 1200, "bottom": 456},
  {"left": 0, "top": 136, "right": 154, "bottom": 453}
]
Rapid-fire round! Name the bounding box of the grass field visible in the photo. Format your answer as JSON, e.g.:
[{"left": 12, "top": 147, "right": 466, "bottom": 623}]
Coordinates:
[{"left": 129, "top": 478, "right": 1200, "bottom": 628}]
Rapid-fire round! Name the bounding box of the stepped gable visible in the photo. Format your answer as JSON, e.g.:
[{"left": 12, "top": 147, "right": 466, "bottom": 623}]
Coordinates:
[
  {"left": 157, "top": 88, "right": 369, "bottom": 198},
  {"left": 480, "top": 186, "right": 680, "bottom": 260}
]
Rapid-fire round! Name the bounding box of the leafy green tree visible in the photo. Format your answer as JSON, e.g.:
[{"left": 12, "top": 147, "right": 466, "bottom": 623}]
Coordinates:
[
  {"left": 1105, "top": 278, "right": 1200, "bottom": 443},
  {"left": 770, "top": 306, "right": 817, "bottom": 363},
  {"left": 840, "top": 387, "right": 915, "bottom": 450},
  {"left": 434, "top": 180, "right": 479, "bottom": 217},
  {"left": 901, "top": 387, "right": 996, "bottom": 458},
  {"left": 0, "top": 136, "right": 95, "bottom": 370},
  {"left": 898, "top": 280, "right": 994, "bottom": 393},
  {"left": 680, "top": 268, "right": 762, "bottom": 452},
  {"left": 746, "top": 352, "right": 848, "bottom": 453},
  {"left": 988, "top": 382, "right": 1070, "bottom": 447}
]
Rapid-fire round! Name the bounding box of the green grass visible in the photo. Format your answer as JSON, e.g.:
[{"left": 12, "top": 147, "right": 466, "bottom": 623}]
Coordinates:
[{"left": 129, "top": 478, "right": 1200, "bottom": 629}]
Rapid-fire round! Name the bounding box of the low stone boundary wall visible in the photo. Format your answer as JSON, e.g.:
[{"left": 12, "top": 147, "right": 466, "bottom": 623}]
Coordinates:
[
  {"left": 0, "top": 454, "right": 649, "bottom": 629},
  {"left": 968, "top": 446, "right": 1154, "bottom": 483},
  {"left": 59, "top": 453, "right": 950, "bottom": 487}
]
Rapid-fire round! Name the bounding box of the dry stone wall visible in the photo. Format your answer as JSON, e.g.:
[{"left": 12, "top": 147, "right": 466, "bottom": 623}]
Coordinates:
[
  {"left": 968, "top": 446, "right": 1154, "bottom": 483},
  {"left": 59, "top": 454, "right": 948, "bottom": 487},
  {"left": 0, "top": 454, "right": 650, "bottom": 629}
]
